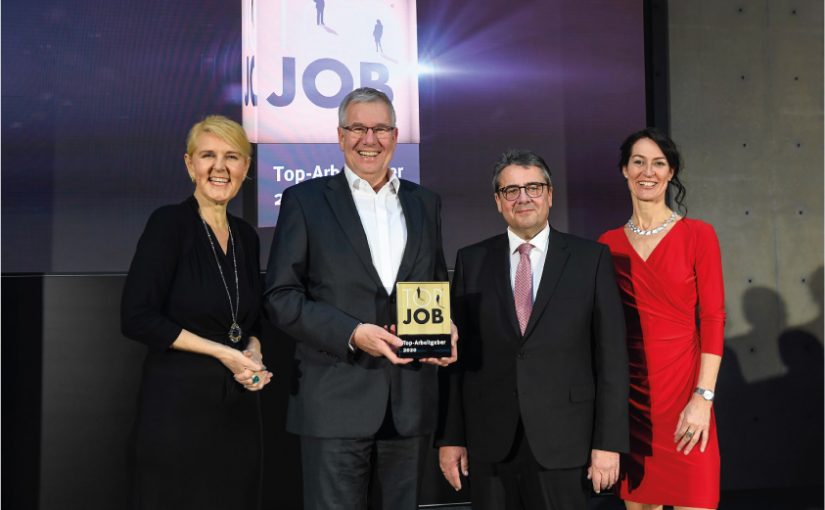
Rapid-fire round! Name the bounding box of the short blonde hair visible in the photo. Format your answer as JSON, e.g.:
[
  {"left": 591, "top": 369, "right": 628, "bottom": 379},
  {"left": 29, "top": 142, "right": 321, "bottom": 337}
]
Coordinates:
[{"left": 186, "top": 115, "right": 252, "bottom": 159}]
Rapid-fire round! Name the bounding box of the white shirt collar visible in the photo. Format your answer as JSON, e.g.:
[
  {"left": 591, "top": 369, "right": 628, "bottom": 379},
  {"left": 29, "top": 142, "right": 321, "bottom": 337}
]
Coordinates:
[
  {"left": 344, "top": 165, "right": 400, "bottom": 194},
  {"left": 507, "top": 223, "right": 550, "bottom": 254}
]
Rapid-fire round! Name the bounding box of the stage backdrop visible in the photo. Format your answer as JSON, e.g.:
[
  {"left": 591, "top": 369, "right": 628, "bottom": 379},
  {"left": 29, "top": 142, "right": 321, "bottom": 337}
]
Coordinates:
[
  {"left": 243, "top": 0, "right": 422, "bottom": 228},
  {"left": 2, "top": 1, "right": 646, "bottom": 509},
  {"left": 1, "top": 0, "right": 644, "bottom": 274}
]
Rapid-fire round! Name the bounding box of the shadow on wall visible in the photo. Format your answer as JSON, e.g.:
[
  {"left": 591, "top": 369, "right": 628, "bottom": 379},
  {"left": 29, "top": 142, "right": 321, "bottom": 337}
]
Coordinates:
[{"left": 717, "top": 267, "right": 824, "bottom": 492}]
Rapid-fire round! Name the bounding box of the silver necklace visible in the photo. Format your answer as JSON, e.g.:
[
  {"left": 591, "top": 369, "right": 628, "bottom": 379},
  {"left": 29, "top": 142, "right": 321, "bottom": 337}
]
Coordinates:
[
  {"left": 201, "top": 218, "right": 242, "bottom": 343},
  {"left": 626, "top": 210, "right": 677, "bottom": 236}
]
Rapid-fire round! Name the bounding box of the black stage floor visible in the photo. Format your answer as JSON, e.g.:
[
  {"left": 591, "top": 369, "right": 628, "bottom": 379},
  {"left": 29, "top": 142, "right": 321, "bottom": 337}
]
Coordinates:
[{"left": 422, "top": 485, "right": 825, "bottom": 510}]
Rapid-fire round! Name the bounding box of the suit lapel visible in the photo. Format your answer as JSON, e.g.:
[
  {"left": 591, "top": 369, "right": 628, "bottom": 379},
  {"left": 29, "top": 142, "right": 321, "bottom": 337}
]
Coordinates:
[
  {"left": 491, "top": 235, "right": 521, "bottom": 338},
  {"left": 395, "top": 182, "right": 421, "bottom": 284},
  {"left": 522, "top": 227, "right": 569, "bottom": 342},
  {"left": 323, "top": 172, "right": 385, "bottom": 291}
]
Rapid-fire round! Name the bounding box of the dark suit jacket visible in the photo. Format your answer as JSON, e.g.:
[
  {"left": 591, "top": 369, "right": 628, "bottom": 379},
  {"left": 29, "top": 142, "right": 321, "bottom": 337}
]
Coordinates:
[
  {"left": 264, "top": 171, "right": 448, "bottom": 438},
  {"left": 436, "top": 228, "right": 629, "bottom": 469}
]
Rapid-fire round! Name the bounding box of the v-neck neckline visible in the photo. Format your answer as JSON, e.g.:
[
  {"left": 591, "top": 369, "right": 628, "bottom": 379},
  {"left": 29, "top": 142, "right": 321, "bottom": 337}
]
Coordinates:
[
  {"left": 622, "top": 218, "right": 683, "bottom": 263},
  {"left": 201, "top": 216, "right": 231, "bottom": 257}
]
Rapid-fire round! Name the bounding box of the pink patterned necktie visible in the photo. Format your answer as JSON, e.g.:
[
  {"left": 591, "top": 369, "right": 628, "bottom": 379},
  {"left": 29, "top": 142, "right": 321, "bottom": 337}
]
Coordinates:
[{"left": 514, "top": 242, "right": 534, "bottom": 335}]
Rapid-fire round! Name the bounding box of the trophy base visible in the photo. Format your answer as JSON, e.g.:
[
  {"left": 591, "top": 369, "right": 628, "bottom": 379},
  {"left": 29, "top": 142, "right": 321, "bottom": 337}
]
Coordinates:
[{"left": 397, "top": 334, "right": 451, "bottom": 359}]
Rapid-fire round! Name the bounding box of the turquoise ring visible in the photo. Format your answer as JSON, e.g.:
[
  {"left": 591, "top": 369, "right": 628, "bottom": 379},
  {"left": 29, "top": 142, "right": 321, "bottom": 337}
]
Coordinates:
[{"left": 251, "top": 374, "right": 260, "bottom": 385}]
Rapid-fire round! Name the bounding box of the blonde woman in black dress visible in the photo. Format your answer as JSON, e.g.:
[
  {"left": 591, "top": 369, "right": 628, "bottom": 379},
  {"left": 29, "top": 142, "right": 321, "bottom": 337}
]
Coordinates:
[{"left": 122, "top": 115, "right": 272, "bottom": 509}]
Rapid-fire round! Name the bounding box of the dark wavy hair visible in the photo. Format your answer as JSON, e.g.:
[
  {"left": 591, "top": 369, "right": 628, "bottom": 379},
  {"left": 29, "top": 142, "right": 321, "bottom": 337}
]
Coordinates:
[{"left": 618, "top": 128, "right": 687, "bottom": 215}]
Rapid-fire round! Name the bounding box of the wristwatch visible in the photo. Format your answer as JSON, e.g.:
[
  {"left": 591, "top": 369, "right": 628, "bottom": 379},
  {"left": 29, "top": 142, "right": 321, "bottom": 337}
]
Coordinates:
[{"left": 694, "top": 387, "right": 715, "bottom": 401}]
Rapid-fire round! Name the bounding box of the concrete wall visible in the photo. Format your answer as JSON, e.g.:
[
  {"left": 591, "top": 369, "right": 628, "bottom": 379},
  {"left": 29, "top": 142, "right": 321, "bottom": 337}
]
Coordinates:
[{"left": 668, "top": 0, "right": 823, "bottom": 490}]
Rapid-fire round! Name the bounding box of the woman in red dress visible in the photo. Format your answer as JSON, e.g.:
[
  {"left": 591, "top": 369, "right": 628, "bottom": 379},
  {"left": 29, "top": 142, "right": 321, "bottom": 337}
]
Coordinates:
[{"left": 599, "top": 128, "right": 725, "bottom": 510}]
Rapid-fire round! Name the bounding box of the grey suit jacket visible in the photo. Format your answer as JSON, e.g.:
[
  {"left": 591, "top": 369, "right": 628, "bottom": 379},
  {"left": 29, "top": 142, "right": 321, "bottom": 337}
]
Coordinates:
[{"left": 264, "top": 171, "right": 448, "bottom": 438}]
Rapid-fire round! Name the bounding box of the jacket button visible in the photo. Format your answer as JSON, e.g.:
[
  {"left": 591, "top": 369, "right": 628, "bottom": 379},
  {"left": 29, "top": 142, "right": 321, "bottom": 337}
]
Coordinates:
[{"left": 517, "top": 351, "right": 525, "bottom": 359}]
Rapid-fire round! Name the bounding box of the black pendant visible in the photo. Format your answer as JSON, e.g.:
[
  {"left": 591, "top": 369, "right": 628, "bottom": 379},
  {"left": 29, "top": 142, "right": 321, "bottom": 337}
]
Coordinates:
[{"left": 229, "top": 322, "right": 242, "bottom": 343}]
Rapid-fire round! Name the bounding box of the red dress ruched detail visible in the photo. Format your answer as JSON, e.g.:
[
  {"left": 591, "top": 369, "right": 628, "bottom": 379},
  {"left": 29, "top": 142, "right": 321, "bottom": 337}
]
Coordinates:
[{"left": 599, "top": 218, "right": 725, "bottom": 508}]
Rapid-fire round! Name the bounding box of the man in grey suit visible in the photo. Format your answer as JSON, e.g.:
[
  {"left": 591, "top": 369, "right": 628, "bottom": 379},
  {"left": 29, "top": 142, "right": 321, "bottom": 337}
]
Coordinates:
[{"left": 264, "top": 87, "right": 457, "bottom": 509}]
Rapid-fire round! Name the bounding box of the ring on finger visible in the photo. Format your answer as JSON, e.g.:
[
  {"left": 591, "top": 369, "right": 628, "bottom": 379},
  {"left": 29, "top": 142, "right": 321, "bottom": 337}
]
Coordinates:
[
  {"left": 251, "top": 374, "right": 260, "bottom": 385},
  {"left": 684, "top": 430, "right": 694, "bottom": 439}
]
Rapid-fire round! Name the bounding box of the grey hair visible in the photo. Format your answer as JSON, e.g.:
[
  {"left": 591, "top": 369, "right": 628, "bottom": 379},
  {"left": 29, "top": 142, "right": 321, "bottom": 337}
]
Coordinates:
[
  {"left": 337, "top": 87, "right": 397, "bottom": 127},
  {"left": 491, "top": 149, "right": 553, "bottom": 193}
]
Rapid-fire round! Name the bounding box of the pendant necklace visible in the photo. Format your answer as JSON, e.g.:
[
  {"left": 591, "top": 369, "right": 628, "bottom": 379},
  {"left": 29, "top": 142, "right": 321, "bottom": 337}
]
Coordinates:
[
  {"left": 627, "top": 210, "right": 677, "bottom": 236},
  {"left": 201, "top": 218, "right": 242, "bottom": 343}
]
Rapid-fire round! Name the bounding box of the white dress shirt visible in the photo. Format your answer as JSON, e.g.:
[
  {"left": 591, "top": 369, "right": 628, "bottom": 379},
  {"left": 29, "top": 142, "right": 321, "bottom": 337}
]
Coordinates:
[
  {"left": 507, "top": 223, "right": 550, "bottom": 301},
  {"left": 344, "top": 166, "right": 407, "bottom": 295}
]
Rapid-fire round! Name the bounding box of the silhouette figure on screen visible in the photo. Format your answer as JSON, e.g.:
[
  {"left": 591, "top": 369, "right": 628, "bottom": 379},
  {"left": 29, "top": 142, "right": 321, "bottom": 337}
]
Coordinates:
[
  {"left": 373, "top": 19, "right": 383, "bottom": 52},
  {"left": 244, "top": 55, "right": 257, "bottom": 107},
  {"left": 314, "top": 0, "right": 325, "bottom": 26}
]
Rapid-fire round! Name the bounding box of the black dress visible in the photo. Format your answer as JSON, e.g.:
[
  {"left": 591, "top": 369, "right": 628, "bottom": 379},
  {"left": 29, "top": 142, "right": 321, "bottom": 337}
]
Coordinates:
[{"left": 121, "top": 196, "right": 263, "bottom": 510}]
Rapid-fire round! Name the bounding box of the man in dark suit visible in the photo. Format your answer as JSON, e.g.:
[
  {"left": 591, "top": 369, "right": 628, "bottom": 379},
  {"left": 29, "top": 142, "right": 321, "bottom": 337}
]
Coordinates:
[
  {"left": 264, "top": 87, "right": 457, "bottom": 509},
  {"left": 436, "top": 149, "right": 629, "bottom": 509}
]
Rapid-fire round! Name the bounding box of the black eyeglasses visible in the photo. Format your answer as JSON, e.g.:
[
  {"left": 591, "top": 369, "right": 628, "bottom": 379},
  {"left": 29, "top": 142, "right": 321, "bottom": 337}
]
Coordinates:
[
  {"left": 340, "top": 124, "right": 395, "bottom": 139},
  {"left": 497, "top": 182, "right": 549, "bottom": 201}
]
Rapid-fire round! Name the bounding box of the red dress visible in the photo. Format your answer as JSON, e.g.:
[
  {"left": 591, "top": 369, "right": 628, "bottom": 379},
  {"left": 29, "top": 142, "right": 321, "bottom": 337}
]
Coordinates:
[{"left": 599, "top": 218, "right": 725, "bottom": 508}]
